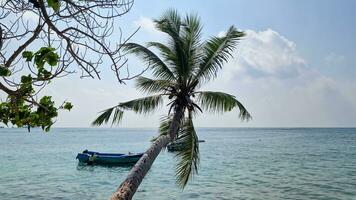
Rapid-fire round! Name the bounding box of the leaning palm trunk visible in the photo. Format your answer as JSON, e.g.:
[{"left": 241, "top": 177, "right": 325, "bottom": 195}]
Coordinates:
[{"left": 110, "top": 106, "right": 184, "bottom": 200}]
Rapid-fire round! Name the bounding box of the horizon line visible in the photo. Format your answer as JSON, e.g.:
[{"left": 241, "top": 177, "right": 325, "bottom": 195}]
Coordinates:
[{"left": 17, "top": 126, "right": 356, "bottom": 129}]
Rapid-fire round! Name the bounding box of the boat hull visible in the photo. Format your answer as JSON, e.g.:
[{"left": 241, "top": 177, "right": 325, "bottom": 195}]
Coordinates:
[{"left": 76, "top": 150, "right": 143, "bottom": 165}]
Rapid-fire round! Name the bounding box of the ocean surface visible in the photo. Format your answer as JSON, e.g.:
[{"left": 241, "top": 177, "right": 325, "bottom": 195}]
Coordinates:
[{"left": 0, "top": 128, "right": 355, "bottom": 200}]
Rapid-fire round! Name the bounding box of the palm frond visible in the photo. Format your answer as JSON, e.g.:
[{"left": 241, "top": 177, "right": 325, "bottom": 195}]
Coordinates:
[
  {"left": 175, "top": 116, "right": 199, "bottom": 188},
  {"left": 147, "top": 42, "right": 177, "bottom": 66},
  {"left": 122, "top": 42, "right": 175, "bottom": 80},
  {"left": 159, "top": 114, "right": 174, "bottom": 136},
  {"left": 92, "top": 106, "right": 124, "bottom": 126},
  {"left": 135, "top": 76, "right": 175, "bottom": 94},
  {"left": 195, "top": 91, "right": 251, "bottom": 120},
  {"left": 151, "top": 115, "right": 173, "bottom": 142},
  {"left": 119, "top": 95, "right": 164, "bottom": 114},
  {"left": 155, "top": 9, "right": 182, "bottom": 39},
  {"left": 182, "top": 13, "right": 203, "bottom": 78},
  {"left": 182, "top": 13, "right": 202, "bottom": 47},
  {"left": 155, "top": 9, "right": 190, "bottom": 84},
  {"left": 93, "top": 95, "right": 164, "bottom": 126},
  {"left": 111, "top": 107, "right": 124, "bottom": 126},
  {"left": 195, "top": 26, "right": 245, "bottom": 83}
]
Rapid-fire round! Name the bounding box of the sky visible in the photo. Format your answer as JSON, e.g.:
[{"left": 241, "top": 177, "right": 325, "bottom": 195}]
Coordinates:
[{"left": 2, "top": 0, "right": 356, "bottom": 128}]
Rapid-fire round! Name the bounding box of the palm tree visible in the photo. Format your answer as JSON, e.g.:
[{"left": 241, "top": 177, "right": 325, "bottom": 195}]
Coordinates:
[{"left": 93, "top": 10, "right": 251, "bottom": 200}]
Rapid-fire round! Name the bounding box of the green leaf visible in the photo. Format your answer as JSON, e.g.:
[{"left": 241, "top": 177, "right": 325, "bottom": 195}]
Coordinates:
[
  {"left": 42, "top": 70, "right": 52, "bottom": 79},
  {"left": 0, "top": 94, "right": 59, "bottom": 132},
  {"left": 45, "top": 126, "right": 51, "bottom": 132},
  {"left": 0, "top": 66, "right": 11, "bottom": 76},
  {"left": 19, "top": 75, "right": 34, "bottom": 95},
  {"left": 21, "top": 75, "right": 32, "bottom": 84},
  {"left": 63, "top": 102, "right": 73, "bottom": 111},
  {"left": 47, "top": 0, "right": 60, "bottom": 12},
  {"left": 21, "top": 47, "right": 59, "bottom": 80},
  {"left": 22, "top": 51, "right": 34, "bottom": 62},
  {"left": 45, "top": 52, "right": 59, "bottom": 66}
]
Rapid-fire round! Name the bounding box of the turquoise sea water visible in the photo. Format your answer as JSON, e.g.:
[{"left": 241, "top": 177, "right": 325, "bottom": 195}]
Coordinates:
[{"left": 0, "top": 128, "right": 356, "bottom": 200}]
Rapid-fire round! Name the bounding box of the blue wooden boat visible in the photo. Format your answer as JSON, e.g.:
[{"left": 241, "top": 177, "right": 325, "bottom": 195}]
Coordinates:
[{"left": 76, "top": 150, "right": 143, "bottom": 165}]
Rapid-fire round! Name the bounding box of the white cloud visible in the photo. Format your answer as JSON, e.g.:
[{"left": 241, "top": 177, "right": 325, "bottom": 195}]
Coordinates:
[
  {"left": 134, "top": 17, "right": 164, "bottom": 37},
  {"left": 237, "top": 29, "right": 305, "bottom": 78},
  {"left": 209, "top": 29, "right": 311, "bottom": 89}
]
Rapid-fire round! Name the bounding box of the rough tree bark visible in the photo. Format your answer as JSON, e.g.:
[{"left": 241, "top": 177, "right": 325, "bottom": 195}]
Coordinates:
[{"left": 110, "top": 106, "right": 184, "bottom": 200}]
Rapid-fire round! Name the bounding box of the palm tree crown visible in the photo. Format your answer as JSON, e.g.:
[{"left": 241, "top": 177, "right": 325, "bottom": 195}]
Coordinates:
[{"left": 93, "top": 10, "right": 251, "bottom": 188}]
